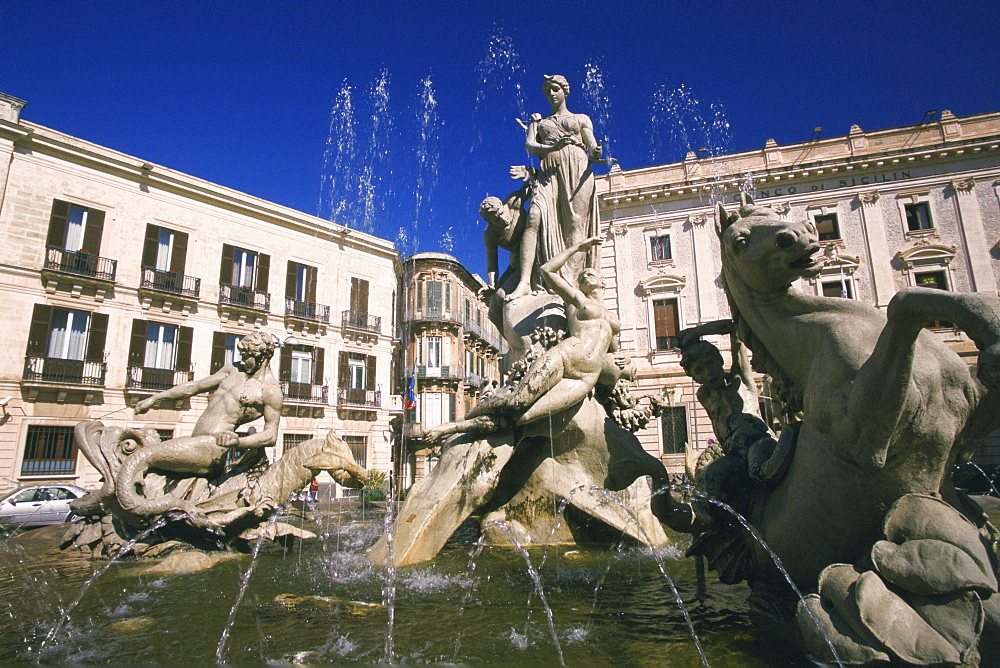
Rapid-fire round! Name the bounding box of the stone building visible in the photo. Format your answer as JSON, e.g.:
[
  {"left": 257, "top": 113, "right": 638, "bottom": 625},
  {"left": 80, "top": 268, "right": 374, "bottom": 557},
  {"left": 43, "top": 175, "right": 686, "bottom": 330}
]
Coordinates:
[
  {"left": 396, "top": 252, "right": 503, "bottom": 486},
  {"left": 596, "top": 109, "right": 1000, "bottom": 474},
  {"left": 0, "top": 93, "right": 400, "bottom": 496}
]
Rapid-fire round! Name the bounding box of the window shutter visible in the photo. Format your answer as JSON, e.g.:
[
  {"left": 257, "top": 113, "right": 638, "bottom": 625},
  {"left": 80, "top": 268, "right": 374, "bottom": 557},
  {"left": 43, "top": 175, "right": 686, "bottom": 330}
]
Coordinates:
[
  {"left": 279, "top": 345, "right": 292, "bottom": 382},
  {"left": 210, "top": 332, "right": 227, "bottom": 373},
  {"left": 358, "top": 278, "right": 369, "bottom": 314},
  {"left": 82, "top": 208, "right": 105, "bottom": 255},
  {"left": 306, "top": 266, "right": 317, "bottom": 302},
  {"left": 256, "top": 252, "right": 270, "bottom": 293},
  {"left": 86, "top": 313, "right": 109, "bottom": 362},
  {"left": 365, "top": 355, "right": 376, "bottom": 391},
  {"left": 176, "top": 326, "right": 193, "bottom": 372},
  {"left": 448, "top": 393, "right": 456, "bottom": 422},
  {"left": 653, "top": 299, "right": 679, "bottom": 340},
  {"left": 338, "top": 351, "right": 349, "bottom": 387},
  {"left": 46, "top": 200, "right": 70, "bottom": 248},
  {"left": 285, "top": 262, "right": 298, "bottom": 300},
  {"left": 171, "top": 230, "right": 188, "bottom": 274},
  {"left": 26, "top": 304, "right": 53, "bottom": 356},
  {"left": 128, "top": 319, "right": 148, "bottom": 367},
  {"left": 219, "top": 244, "right": 235, "bottom": 284},
  {"left": 313, "top": 347, "right": 325, "bottom": 385},
  {"left": 141, "top": 225, "right": 160, "bottom": 268}
]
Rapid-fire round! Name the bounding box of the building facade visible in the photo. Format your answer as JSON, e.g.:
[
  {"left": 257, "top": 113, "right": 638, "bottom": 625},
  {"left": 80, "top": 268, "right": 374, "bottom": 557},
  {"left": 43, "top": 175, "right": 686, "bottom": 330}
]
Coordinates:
[
  {"left": 0, "top": 93, "right": 400, "bottom": 495},
  {"left": 396, "top": 253, "right": 503, "bottom": 486},
  {"left": 596, "top": 109, "right": 1000, "bottom": 474}
]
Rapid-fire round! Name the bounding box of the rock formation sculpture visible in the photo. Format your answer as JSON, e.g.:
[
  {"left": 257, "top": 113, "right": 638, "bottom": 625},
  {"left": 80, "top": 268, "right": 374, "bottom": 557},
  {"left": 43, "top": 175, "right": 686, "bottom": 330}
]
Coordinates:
[
  {"left": 655, "top": 195, "right": 1000, "bottom": 664},
  {"left": 63, "top": 332, "right": 367, "bottom": 559}
]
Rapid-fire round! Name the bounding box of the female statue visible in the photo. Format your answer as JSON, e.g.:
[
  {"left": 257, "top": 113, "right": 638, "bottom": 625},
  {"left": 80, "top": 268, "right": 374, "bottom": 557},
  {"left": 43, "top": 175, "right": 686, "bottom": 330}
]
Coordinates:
[{"left": 506, "top": 75, "right": 605, "bottom": 301}]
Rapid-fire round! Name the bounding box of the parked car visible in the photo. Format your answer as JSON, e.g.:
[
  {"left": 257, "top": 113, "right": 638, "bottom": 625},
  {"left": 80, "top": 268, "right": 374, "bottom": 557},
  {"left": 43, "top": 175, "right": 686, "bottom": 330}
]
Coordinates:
[{"left": 0, "top": 484, "right": 88, "bottom": 526}]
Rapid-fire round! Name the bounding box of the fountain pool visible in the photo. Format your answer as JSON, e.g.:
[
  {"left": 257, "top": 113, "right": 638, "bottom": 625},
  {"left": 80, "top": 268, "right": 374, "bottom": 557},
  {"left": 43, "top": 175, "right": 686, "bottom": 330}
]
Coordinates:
[{"left": 1, "top": 507, "right": 803, "bottom": 665}]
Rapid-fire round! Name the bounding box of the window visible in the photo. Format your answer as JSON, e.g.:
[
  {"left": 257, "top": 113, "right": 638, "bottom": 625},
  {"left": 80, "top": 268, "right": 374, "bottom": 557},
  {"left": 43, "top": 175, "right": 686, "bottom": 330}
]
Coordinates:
[
  {"left": 650, "top": 234, "right": 672, "bottom": 262},
  {"left": 22, "top": 426, "right": 77, "bottom": 475},
  {"left": 815, "top": 213, "right": 840, "bottom": 241},
  {"left": 426, "top": 336, "right": 442, "bottom": 368},
  {"left": 156, "top": 429, "right": 174, "bottom": 442},
  {"left": 141, "top": 224, "right": 189, "bottom": 274},
  {"left": 144, "top": 322, "right": 177, "bottom": 369},
  {"left": 653, "top": 298, "right": 680, "bottom": 350},
  {"left": 25, "top": 305, "right": 108, "bottom": 386},
  {"left": 905, "top": 202, "right": 934, "bottom": 231},
  {"left": 280, "top": 345, "right": 325, "bottom": 396},
  {"left": 350, "top": 277, "right": 369, "bottom": 315},
  {"left": 48, "top": 309, "right": 90, "bottom": 361},
  {"left": 210, "top": 332, "right": 245, "bottom": 373},
  {"left": 285, "top": 261, "right": 317, "bottom": 303},
  {"left": 290, "top": 350, "right": 312, "bottom": 384},
  {"left": 127, "top": 320, "right": 193, "bottom": 390},
  {"left": 349, "top": 356, "right": 366, "bottom": 389},
  {"left": 821, "top": 279, "right": 853, "bottom": 299},
  {"left": 422, "top": 392, "right": 455, "bottom": 428},
  {"left": 343, "top": 436, "right": 367, "bottom": 469},
  {"left": 283, "top": 433, "right": 311, "bottom": 455},
  {"left": 338, "top": 352, "right": 376, "bottom": 402},
  {"left": 915, "top": 270, "right": 952, "bottom": 328},
  {"left": 661, "top": 407, "right": 688, "bottom": 455},
  {"left": 220, "top": 244, "right": 269, "bottom": 292},
  {"left": 46, "top": 200, "right": 105, "bottom": 254}
]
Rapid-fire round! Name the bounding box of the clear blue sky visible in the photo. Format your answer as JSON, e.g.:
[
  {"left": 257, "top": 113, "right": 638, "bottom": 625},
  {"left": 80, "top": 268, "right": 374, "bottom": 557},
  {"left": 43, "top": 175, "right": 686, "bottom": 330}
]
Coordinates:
[{"left": 4, "top": 1, "right": 998, "bottom": 276}]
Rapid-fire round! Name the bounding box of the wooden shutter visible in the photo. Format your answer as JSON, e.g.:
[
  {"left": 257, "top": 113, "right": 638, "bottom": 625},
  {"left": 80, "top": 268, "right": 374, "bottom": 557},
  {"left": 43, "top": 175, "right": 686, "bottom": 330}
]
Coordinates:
[
  {"left": 219, "top": 244, "right": 235, "bottom": 284},
  {"left": 46, "top": 200, "right": 70, "bottom": 248},
  {"left": 306, "top": 265, "right": 317, "bottom": 302},
  {"left": 350, "top": 277, "right": 370, "bottom": 313},
  {"left": 86, "top": 313, "right": 109, "bottom": 362},
  {"left": 285, "top": 262, "right": 298, "bottom": 300},
  {"left": 141, "top": 225, "right": 160, "bottom": 268},
  {"left": 338, "top": 351, "right": 349, "bottom": 387},
  {"left": 279, "top": 345, "right": 292, "bottom": 382},
  {"left": 365, "top": 355, "right": 376, "bottom": 390},
  {"left": 128, "top": 319, "right": 148, "bottom": 367},
  {"left": 653, "top": 299, "right": 679, "bottom": 340},
  {"left": 26, "top": 304, "right": 53, "bottom": 355},
  {"left": 81, "top": 208, "right": 105, "bottom": 255},
  {"left": 313, "top": 347, "right": 325, "bottom": 385},
  {"left": 171, "top": 231, "right": 188, "bottom": 274},
  {"left": 210, "top": 331, "right": 227, "bottom": 373},
  {"left": 176, "top": 326, "right": 193, "bottom": 371},
  {"left": 256, "top": 252, "right": 270, "bottom": 293}
]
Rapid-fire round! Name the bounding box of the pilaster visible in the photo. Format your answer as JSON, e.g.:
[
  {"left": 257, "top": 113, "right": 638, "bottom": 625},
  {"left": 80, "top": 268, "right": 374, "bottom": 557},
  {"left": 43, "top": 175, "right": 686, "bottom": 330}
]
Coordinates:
[
  {"left": 608, "top": 220, "right": 636, "bottom": 351},
  {"left": 855, "top": 191, "right": 896, "bottom": 307},
  {"left": 949, "top": 178, "right": 997, "bottom": 293},
  {"left": 688, "top": 213, "right": 718, "bottom": 322}
]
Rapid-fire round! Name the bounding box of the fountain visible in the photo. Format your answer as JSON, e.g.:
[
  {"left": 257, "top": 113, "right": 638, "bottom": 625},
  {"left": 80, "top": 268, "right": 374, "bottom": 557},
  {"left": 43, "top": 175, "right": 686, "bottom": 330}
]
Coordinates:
[{"left": 3, "top": 62, "right": 1000, "bottom": 666}]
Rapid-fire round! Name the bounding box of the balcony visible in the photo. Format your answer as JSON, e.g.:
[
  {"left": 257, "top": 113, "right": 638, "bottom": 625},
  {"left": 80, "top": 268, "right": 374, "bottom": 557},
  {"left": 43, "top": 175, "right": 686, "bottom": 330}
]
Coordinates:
[
  {"left": 463, "top": 318, "right": 502, "bottom": 350},
  {"left": 44, "top": 247, "right": 117, "bottom": 282},
  {"left": 464, "top": 372, "right": 486, "bottom": 388},
  {"left": 342, "top": 309, "right": 381, "bottom": 334},
  {"left": 126, "top": 366, "right": 194, "bottom": 392},
  {"left": 286, "top": 299, "right": 330, "bottom": 324},
  {"left": 21, "top": 459, "right": 76, "bottom": 476},
  {"left": 413, "top": 365, "right": 465, "bottom": 380},
  {"left": 280, "top": 381, "right": 329, "bottom": 404},
  {"left": 336, "top": 387, "right": 381, "bottom": 408},
  {"left": 219, "top": 283, "right": 270, "bottom": 312},
  {"left": 140, "top": 267, "right": 200, "bottom": 299},
  {"left": 23, "top": 355, "right": 106, "bottom": 387},
  {"left": 405, "top": 307, "right": 463, "bottom": 326}
]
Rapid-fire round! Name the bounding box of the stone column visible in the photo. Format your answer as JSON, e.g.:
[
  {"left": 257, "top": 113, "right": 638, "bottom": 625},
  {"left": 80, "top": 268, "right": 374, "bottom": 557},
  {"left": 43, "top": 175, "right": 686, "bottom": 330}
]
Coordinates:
[
  {"left": 855, "top": 191, "right": 897, "bottom": 307},
  {"left": 689, "top": 213, "right": 718, "bottom": 322},
  {"left": 950, "top": 178, "right": 997, "bottom": 293}
]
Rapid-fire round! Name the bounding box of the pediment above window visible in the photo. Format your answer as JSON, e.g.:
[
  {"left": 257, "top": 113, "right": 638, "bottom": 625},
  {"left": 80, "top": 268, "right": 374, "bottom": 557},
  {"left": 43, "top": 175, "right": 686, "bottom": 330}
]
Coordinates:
[
  {"left": 638, "top": 274, "right": 686, "bottom": 295},
  {"left": 896, "top": 243, "right": 958, "bottom": 269}
]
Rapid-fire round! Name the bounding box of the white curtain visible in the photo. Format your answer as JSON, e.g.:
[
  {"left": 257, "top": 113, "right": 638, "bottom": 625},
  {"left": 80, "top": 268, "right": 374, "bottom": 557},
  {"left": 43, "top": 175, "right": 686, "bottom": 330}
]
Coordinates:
[
  {"left": 47, "top": 309, "right": 89, "bottom": 360},
  {"left": 155, "top": 229, "right": 174, "bottom": 271},
  {"left": 64, "top": 206, "right": 87, "bottom": 252},
  {"left": 144, "top": 322, "right": 176, "bottom": 369}
]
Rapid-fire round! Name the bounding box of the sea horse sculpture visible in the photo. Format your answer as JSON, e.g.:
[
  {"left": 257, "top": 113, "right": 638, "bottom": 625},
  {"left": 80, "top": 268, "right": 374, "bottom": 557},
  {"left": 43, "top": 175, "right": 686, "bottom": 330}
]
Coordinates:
[{"left": 654, "top": 195, "right": 1000, "bottom": 663}]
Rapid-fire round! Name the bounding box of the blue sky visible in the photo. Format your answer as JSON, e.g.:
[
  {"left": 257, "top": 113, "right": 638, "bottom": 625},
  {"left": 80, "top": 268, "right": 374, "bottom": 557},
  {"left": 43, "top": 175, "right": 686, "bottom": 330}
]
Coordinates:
[{"left": 3, "top": 1, "right": 998, "bottom": 276}]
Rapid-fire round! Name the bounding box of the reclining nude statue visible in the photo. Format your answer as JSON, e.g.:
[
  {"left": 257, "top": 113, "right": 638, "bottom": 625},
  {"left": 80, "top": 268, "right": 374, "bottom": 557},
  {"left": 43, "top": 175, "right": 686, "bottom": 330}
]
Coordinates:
[
  {"left": 64, "top": 331, "right": 367, "bottom": 559},
  {"left": 654, "top": 195, "right": 1000, "bottom": 664}
]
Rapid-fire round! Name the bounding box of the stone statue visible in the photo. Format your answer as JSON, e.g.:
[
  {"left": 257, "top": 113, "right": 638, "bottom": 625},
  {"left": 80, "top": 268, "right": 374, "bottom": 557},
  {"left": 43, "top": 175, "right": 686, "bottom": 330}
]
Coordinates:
[
  {"left": 481, "top": 165, "right": 537, "bottom": 297},
  {"left": 652, "top": 195, "right": 1000, "bottom": 663},
  {"left": 420, "top": 237, "right": 629, "bottom": 442},
  {"left": 505, "top": 75, "right": 606, "bottom": 301},
  {"left": 64, "top": 331, "right": 367, "bottom": 559}
]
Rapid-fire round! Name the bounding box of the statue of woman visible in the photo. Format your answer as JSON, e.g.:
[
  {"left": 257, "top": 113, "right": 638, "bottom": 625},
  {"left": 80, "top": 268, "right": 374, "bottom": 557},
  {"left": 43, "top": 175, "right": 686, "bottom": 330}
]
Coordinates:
[{"left": 505, "top": 75, "right": 605, "bottom": 301}]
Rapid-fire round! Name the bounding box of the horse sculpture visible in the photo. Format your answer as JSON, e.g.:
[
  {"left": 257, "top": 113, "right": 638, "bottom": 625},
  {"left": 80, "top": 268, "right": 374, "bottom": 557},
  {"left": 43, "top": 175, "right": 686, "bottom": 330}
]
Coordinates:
[{"left": 657, "top": 195, "right": 1000, "bottom": 663}]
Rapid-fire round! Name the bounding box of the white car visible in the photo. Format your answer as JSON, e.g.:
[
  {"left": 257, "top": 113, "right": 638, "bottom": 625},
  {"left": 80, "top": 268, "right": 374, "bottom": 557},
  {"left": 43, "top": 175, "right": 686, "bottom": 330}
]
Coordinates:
[{"left": 0, "top": 484, "right": 88, "bottom": 526}]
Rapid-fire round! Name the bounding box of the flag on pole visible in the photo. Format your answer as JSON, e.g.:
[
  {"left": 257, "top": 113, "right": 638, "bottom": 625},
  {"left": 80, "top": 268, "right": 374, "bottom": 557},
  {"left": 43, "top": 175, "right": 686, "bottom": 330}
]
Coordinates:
[{"left": 403, "top": 371, "right": 416, "bottom": 410}]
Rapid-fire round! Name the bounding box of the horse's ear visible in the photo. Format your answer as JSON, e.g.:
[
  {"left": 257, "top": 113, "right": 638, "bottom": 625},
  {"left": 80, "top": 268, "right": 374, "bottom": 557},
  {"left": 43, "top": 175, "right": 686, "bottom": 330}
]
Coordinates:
[
  {"left": 740, "top": 193, "right": 755, "bottom": 208},
  {"left": 716, "top": 201, "right": 735, "bottom": 238}
]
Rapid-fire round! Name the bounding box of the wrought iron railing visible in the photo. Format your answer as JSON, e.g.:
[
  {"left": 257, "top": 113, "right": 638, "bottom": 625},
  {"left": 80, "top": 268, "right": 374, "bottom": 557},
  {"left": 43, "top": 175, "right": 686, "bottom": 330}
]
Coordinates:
[
  {"left": 404, "top": 307, "right": 462, "bottom": 325},
  {"left": 463, "top": 317, "right": 502, "bottom": 349},
  {"left": 44, "top": 247, "right": 117, "bottom": 282},
  {"left": 20, "top": 459, "right": 76, "bottom": 475},
  {"left": 126, "top": 366, "right": 193, "bottom": 391},
  {"left": 140, "top": 267, "right": 200, "bottom": 298},
  {"left": 413, "top": 365, "right": 465, "bottom": 380},
  {"left": 286, "top": 299, "right": 330, "bottom": 323},
  {"left": 464, "top": 372, "right": 486, "bottom": 388},
  {"left": 23, "top": 355, "right": 106, "bottom": 386},
  {"left": 219, "top": 283, "right": 270, "bottom": 311},
  {"left": 342, "top": 309, "right": 381, "bottom": 333},
  {"left": 280, "top": 381, "right": 329, "bottom": 404},
  {"left": 336, "top": 387, "right": 381, "bottom": 408}
]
